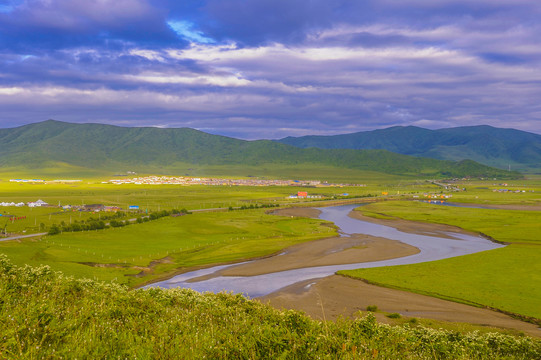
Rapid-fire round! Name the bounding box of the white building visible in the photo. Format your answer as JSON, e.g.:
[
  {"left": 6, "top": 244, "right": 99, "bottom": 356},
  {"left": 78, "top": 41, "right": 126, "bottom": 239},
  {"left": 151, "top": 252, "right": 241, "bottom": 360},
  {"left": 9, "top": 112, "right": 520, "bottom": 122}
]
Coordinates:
[{"left": 27, "top": 199, "right": 48, "bottom": 208}]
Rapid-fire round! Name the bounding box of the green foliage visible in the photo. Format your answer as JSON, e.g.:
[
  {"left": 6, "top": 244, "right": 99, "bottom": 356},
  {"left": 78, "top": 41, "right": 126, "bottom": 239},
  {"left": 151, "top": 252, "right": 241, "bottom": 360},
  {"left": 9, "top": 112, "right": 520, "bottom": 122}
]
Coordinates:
[
  {"left": 279, "top": 124, "right": 541, "bottom": 172},
  {"left": 366, "top": 305, "right": 378, "bottom": 312},
  {"left": 0, "top": 257, "right": 539, "bottom": 359},
  {"left": 0, "top": 120, "right": 518, "bottom": 179}
]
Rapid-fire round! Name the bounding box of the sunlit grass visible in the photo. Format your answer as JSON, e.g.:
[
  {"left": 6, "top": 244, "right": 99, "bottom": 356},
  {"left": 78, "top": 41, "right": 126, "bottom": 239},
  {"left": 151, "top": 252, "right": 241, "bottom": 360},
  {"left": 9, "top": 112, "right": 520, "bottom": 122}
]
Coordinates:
[
  {"left": 0, "top": 209, "right": 337, "bottom": 286},
  {"left": 340, "top": 201, "right": 541, "bottom": 320},
  {"left": 1, "top": 257, "right": 539, "bottom": 359}
]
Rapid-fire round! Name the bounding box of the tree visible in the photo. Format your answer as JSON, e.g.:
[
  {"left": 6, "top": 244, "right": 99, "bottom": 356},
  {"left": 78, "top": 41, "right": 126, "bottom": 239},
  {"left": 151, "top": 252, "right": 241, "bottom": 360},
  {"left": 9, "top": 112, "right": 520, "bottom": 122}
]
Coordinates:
[{"left": 48, "top": 224, "right": 60, "bottom": 235}]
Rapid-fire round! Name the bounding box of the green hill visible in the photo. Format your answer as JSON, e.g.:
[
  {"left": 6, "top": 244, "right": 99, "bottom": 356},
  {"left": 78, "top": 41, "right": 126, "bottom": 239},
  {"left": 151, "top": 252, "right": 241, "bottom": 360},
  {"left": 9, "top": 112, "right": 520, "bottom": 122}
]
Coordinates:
[
  {"left": 278, "top": 125, "right": 541, "bottom": 173},
  {"left": 1, "top": 257, "right": 539, "bottom": 359},
  {"left": 0, "top": 120, "right": 520, "bottom": 179}
]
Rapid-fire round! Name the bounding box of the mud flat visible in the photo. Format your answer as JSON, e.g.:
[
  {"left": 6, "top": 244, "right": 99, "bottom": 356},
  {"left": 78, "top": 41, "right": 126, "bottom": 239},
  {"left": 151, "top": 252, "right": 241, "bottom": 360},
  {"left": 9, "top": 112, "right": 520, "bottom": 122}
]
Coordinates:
[{"left": 260, "top": 275, "right": 541, "bottom": 338}]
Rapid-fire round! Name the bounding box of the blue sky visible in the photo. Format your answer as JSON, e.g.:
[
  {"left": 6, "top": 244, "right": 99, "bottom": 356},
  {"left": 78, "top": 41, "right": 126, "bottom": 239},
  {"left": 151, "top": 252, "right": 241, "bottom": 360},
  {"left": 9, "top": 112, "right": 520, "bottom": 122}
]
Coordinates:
[{"left": 0, "top": 0, "right": 540, "bottom": 139}]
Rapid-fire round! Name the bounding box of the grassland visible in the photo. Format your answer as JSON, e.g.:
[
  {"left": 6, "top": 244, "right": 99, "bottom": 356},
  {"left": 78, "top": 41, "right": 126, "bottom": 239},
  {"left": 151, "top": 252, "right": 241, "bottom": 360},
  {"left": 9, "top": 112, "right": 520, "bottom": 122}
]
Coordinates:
[
  {"left": 2, "top": 257, "right": 539, "bottom": 359},
  {"left": 0, "top": 209, "right": 337, "bottom": 287},
  {"left": 0, "top": 176, "right": 440, "bottom": 235},
  {"left": 340, "top": 200, "right": 541, "bottom": 321},
  {"left": 1, "top": 173, "right": 540, "bottom": 338},
  {"left": 442, "top": 176, "right": 541, "bottom": 205},
  {"left": 0, "top": 174, "right": 442, "bottom": 289}
]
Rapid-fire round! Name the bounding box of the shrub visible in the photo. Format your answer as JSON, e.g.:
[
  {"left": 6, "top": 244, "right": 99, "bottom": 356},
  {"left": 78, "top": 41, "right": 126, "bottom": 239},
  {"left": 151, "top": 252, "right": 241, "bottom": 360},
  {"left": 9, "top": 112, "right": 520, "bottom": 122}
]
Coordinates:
[
  {"left": 0, "top": 257, "right": 540, "bottom": 359},
  {"left": 366, "top": 305, "right": 378, "bottom": 312}
]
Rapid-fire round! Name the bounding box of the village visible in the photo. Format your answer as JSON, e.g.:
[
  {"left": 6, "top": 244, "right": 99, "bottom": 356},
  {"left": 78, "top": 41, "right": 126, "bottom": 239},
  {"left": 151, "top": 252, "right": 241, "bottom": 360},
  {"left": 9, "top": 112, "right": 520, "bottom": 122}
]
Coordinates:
[
  {"left": 0, "top": 199, "right": 123, "bottom": 212},
  {"left": 105, "top": 175, "right": 364, "bottom": 187}
]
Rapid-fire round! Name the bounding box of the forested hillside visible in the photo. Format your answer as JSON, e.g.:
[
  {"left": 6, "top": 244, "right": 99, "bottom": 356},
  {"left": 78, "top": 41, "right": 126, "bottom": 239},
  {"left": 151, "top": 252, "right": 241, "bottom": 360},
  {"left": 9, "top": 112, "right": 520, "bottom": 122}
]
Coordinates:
[{"left": 0, "top": 120, "right": 520, "bottom": 179}]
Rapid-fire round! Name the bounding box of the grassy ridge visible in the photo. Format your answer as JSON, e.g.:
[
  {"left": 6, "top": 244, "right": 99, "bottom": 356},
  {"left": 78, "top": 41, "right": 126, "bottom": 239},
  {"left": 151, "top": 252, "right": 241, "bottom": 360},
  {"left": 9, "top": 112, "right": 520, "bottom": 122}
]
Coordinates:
[
  {"left": 1, "top": 256, "right": 539, "bottom": 359},
  {"left": 340, "top": 201, "right": 541, "bottom": 320}
]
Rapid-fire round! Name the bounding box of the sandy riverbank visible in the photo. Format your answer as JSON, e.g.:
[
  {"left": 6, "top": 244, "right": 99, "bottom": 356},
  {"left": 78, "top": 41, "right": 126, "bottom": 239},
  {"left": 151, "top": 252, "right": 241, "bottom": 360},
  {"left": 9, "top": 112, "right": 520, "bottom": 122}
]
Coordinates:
[
  {"left": 188, "top": 206, "right": 419, "bottom": 280},
  {"left": 257, "top": 206, "right": 541, "bottom": 337},
  {"left": 349, "top": 206, "right": 482, "bottom": 240},
  {"left": 218, "top": 234, "right": 419, "bottom": 277},
  {"left": 259, "top": 275, "right": 541, "bottom": 337}
]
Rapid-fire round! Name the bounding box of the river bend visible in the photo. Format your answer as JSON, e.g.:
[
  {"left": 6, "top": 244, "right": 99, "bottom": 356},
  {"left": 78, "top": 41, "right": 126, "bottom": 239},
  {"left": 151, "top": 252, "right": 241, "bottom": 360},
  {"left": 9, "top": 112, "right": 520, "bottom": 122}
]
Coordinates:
[{"left": 146, "top": 204, "right": 504, "bottom": 297}]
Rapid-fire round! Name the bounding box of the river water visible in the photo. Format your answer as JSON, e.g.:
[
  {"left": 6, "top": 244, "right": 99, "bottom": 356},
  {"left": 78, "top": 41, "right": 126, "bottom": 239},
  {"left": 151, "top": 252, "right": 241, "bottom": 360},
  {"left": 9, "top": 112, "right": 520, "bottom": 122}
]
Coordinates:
[{"left": 146, "top": 204, "right": 504, "bottom": 297}]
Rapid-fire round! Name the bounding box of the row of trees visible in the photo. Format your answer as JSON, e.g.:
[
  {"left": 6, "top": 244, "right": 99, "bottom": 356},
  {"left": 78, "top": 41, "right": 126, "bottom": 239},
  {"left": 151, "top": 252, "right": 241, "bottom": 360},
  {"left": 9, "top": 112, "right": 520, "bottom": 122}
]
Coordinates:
[
  {"left": 229, "top": 203, "right": 280, "bottom": 211},
  {"left": 47, "top": 208, "right": 191, "bottom": 235}
]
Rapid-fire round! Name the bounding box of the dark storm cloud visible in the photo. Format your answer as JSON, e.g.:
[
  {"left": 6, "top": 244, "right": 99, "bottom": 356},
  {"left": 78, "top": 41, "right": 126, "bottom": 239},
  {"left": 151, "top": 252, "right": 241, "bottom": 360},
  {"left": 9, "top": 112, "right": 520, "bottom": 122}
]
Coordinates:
[
  {"left": 0, "top": 0, "right": 181, "bottom": 51},
  {"left": 0, "top": 0, "right": 540, "bottom": 138}
]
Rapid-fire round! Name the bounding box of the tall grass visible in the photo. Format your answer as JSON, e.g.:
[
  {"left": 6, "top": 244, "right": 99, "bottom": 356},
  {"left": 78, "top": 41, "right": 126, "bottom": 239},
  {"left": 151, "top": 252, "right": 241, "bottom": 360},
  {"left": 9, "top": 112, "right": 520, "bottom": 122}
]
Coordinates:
[{"left": 1, "top": 256, "right": 539, "bottom": 359}]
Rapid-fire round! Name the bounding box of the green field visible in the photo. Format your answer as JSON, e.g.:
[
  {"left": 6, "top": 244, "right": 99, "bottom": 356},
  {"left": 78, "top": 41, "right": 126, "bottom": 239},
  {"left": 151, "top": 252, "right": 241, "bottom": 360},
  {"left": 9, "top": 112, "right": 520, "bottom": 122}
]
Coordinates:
[
  {"left": 2, "top": 173, "right": 541, "bottom": 331},
  {"left": 0, "top": 174, "right": 438, "bottom": 288},
  {"left": 0, "top": 209, "right": 337, "bottom": 286},
  {"left": 0, "top": 176, "right": 440, "bottom": 235},
  {"left": 340, "top": 200, "right": 541, "bottom": 321},
  {"left": 441, "top": 177, "right": 541, "bottom": 205}
]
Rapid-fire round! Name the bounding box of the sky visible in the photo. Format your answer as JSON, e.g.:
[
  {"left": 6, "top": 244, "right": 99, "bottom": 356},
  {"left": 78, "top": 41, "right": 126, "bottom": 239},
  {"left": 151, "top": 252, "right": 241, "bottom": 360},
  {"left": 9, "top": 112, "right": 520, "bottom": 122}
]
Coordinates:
[{"left": 0, "top": 0, "right": 540, "bottom": 139}]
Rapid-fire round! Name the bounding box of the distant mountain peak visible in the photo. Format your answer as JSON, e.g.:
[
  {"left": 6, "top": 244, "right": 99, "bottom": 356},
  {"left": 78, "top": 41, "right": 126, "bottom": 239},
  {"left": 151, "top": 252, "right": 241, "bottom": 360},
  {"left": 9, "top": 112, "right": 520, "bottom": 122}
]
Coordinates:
[
  {"left": 277, "top": 125, "right": 541, "bottom": 172},
  {"left": 0, "top": 120, "right": 520, "bottom": 179}
]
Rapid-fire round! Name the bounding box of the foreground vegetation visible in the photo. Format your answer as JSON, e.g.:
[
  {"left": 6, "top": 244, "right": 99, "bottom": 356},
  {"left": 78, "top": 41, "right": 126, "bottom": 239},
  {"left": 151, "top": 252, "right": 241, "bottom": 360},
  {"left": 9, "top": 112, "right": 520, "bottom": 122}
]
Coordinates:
[
  {"left": 341, "top": 201, "right": 541, "bottom": 321},
  {"left": 1, "top": 257, "right": 539, "bottom": 359}
]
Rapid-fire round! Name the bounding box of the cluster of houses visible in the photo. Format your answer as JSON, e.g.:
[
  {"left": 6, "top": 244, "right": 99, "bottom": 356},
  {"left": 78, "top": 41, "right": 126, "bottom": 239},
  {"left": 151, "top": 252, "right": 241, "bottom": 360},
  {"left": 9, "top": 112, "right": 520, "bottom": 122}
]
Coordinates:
[
  {"left": 288, "top": 191, "right": 324, "bottom": 199},
  {"left": 107, "top": 176, "right": 315, "bottom": 186},
  {"left": 412, "top": 194, "right": 454, "bottom": 199},
  {"left": 0, "top": 200, "right": 125, "bottom": 212},
  {"left": 61, "top": 204, "right": 123, "bottom": 212},
  {"left": 106, "top": 175, "right": 364, "bottom": 188},
  {"left": 0, "top": 199, "right": 49, "bottom": 207}
]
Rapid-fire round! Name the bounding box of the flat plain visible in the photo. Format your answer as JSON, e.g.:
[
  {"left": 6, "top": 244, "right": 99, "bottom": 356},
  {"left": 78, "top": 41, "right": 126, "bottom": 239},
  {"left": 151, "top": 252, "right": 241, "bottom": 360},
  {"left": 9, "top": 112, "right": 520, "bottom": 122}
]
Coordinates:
[{"left": 1, "top": 173, "right": 540, "bottom": 335}]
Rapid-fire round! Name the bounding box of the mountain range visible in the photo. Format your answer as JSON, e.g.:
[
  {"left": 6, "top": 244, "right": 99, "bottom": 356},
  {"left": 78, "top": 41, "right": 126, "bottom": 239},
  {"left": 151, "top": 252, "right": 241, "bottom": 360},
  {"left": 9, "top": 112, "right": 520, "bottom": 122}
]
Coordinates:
[
  {"left": 0, "top": 120, "right": 521, "bottom": 180},
  {"left": 278, "top": 125, "right": 541, "bottom": 173}
]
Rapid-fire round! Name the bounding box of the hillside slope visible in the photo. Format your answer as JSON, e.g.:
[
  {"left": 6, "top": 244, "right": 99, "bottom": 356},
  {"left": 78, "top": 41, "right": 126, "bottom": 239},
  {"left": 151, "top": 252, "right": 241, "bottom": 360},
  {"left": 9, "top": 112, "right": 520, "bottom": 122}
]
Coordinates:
[
  {"left": 1, "top": 257, "right": 539, "bottom": 359},
  {"left": 278, "top": 125, "right": 541, "bottom": 172},
  {"left": 0, "top": 120, "right": 519, "bottom": 179}
]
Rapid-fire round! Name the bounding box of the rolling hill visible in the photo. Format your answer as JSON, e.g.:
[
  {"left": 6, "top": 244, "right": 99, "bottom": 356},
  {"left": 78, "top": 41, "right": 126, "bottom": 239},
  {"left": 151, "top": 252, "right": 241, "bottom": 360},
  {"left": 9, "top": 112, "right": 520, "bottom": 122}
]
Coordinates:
[
  {"left": 0, "top": 120, "right": 519, "bottom": 179},
  {"left": 278, "top": 125, "right": 541, "bottom": 172}
]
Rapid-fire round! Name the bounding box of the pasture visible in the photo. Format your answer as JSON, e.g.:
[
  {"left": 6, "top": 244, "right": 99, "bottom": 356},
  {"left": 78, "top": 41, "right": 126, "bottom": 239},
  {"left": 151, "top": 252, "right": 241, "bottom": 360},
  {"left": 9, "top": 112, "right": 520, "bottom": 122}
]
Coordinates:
[
  {"left": 0, "top": 209, "right": 337, "bottom": 287},
  {"left": 341, "top": 200, "right": 541, "bottom": 321}
]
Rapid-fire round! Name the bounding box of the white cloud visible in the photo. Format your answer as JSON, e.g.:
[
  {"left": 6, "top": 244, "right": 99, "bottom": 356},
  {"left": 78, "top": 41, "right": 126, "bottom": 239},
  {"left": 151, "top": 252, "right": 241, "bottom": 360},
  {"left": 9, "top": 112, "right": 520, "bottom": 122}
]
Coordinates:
[{"left": 167, "top": 20, "right": 216, "bottom": 44}]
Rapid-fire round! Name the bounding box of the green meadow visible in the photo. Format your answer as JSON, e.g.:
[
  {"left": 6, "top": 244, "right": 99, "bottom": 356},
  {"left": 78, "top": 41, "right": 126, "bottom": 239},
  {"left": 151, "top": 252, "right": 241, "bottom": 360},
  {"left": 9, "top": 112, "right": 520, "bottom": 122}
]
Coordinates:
[
  {"left": 2, "top": 173, "right": 541, "bottom": 337},
  {"left": 446, "top": 176, "right": 541, "bottom": 205},
  {"left": 0, "top": 209, "right": 336, "bottom": 287},
  {"left": 0, "top": 176, "right": 439, "bottom": 235},
  {"left": 340, "top": 200, "right": 541, "bottom": 321}
]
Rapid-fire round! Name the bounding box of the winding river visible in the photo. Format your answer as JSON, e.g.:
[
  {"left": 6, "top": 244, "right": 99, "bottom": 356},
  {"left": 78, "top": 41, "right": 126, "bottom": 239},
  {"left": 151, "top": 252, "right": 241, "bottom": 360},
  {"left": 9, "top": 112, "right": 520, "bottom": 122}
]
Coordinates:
[{"left": 146, "top": 204, "right": 504, "bottom": 297}]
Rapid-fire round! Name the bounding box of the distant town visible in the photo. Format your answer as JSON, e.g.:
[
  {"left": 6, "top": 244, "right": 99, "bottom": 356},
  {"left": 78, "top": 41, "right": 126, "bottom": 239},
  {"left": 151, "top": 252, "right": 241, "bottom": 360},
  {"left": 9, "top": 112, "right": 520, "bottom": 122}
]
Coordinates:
[{"left": 104, "top": 176, "right": 364, "bottom": 187}]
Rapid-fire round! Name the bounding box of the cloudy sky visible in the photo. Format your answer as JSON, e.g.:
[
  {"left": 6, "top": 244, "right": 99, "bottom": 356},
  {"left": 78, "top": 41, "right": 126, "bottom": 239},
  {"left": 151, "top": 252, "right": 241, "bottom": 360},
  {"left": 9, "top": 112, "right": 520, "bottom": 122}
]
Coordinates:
[{"left": 0, "top": 0, "right": 540, "bottom": 139}]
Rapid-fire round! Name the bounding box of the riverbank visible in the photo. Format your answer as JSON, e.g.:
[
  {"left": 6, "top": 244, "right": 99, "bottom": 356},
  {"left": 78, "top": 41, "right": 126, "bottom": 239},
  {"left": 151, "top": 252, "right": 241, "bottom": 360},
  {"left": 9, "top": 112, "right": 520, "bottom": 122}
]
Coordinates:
[
  {"left": 183, "top": 206, "right": 419, "bottom": 281},
  {"left": 260, "top": 206, "right": 541, "bottom": 337},
  {"left": 214, "top": 234, "right": 418, "bottom": 277},
  {"left": 348, "top": 206, "right": 484, "bottom": 240},
  {"left": 259, "top": 275, "right": 541, "bottom": 338}
]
